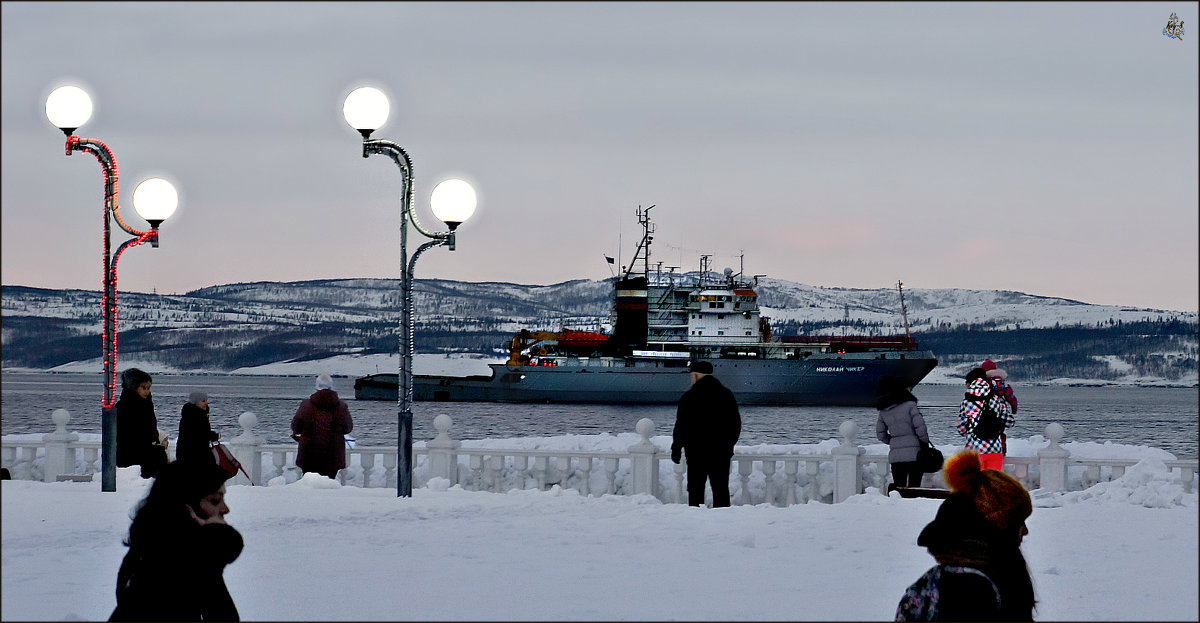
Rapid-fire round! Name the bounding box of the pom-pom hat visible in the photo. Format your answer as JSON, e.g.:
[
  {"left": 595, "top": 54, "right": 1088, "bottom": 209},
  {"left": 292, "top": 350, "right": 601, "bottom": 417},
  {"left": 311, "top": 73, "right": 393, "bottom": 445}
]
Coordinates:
[
  {"left": 942, "top": 450, "right": 1031, "bottom": 533},
  {"left": 187, "top": 391, "right": 208, "bottom": 405},
  {"left": 981, "top": 358, "right": 1008, "bottom": 380},
  {"left": 314, "top": 373, "right": 334, "bottom": 391}
]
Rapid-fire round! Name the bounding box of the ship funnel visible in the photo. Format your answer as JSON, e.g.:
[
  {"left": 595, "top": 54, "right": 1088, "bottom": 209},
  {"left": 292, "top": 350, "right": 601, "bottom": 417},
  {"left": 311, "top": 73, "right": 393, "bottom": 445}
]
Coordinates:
[{"left": 611, "top": 276, "right": 648, "bottom": 352}]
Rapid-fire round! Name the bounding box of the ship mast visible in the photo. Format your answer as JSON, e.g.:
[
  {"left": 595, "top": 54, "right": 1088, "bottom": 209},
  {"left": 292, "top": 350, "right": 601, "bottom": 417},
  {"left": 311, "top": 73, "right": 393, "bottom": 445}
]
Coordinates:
[
  {"left": 622, "top": 204, "right": 655, "bottom": 282},
  {"left": 897, "top": 280, "right": 912, "bottom": 340}
]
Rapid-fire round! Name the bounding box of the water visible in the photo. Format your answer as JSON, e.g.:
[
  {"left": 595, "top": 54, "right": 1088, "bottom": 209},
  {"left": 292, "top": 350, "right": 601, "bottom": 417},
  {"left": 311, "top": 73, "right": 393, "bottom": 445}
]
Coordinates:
[{"left": 2, "top": 372, "right": 1196, "bottom": 459}]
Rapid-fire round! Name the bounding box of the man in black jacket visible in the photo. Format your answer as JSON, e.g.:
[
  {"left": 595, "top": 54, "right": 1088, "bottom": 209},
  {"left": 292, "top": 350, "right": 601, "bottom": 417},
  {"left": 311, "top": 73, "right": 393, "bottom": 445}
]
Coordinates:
[{"left": 671, "top": 360, "right": 742, "bottom": 507}]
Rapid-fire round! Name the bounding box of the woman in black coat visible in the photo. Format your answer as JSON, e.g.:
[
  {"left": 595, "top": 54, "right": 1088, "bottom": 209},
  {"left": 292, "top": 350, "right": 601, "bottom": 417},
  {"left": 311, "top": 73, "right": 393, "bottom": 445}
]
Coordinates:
[
  {"left": 110, "top": 460, "right": 243, "bottom": 621},
  {"left": 115, "top": 368, "right": 167, "bottom": 479},
  {"left": 176, "top": 391, "right": 219, "bottom": 465}
]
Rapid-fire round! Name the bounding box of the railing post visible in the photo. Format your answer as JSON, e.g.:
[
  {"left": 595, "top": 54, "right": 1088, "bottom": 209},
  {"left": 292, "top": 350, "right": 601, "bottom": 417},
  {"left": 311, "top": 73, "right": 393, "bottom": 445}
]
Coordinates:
[
  {"left": 42, "top": 409, "right": 79, "bottom": 482},
  {"left": 228, "top": 412, "right": 263, "bottom": 486},
  {"left": 1037, "top": 422, "right": 1070, "bottom": 492},
  {"left": 627, "top": 418, "right": 659, "bottom": 498},
  {"left": 832, "top": 420, "right": 864, "bottom": 503},
  {"left": 426, "top": 414, "right": 460, "bottom": 485}
]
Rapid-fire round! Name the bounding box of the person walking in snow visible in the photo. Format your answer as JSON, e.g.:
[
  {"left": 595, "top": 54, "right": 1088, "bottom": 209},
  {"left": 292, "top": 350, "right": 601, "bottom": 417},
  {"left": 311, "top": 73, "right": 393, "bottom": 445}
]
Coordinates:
[
  {"left": 110, "top": 459, "right": 243, "bottom": 621},
  {"left": 116, "top": 368, "right": 168, "bottom": 479},
  {"left": 670, "top": 360, "right": 741, "bottom": 507},
  {"left": 875, "top": 376, "right": 932, "bottom": 492},
  {"left": 895, "top": 449, "right": 1036, "bottom": 621},
  {"left": 957, "top": 367, "right": 1013, "bottom": 471},
  {"left": 176, "top": 391, "right": 220, "bottom": 466},
  {"left": 291, "top": 373, "right": 354, "bottom": 480}
]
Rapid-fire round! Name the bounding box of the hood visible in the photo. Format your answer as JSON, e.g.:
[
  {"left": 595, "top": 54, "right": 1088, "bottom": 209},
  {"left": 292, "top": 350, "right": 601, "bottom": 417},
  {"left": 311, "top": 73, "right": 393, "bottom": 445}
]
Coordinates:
[
  {"left": 310, "top": 388, "right": 340, "bottom": 409},
  {"left": 965, "top": 377, "right": 992, "bottom": 398}
]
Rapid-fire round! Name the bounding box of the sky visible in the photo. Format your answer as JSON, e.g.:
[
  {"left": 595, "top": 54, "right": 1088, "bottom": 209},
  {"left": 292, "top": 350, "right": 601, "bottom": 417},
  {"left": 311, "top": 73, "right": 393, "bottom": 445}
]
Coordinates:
[
  {"left": 2, "top": 2, "right": 1197, "bottom": 312},
  {"left": 2, "top": 431, "right": 1197, "bottom": 620}
]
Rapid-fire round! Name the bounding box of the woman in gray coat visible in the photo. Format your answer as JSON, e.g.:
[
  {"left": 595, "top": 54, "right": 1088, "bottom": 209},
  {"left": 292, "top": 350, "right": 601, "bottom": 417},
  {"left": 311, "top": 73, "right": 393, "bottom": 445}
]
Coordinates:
[{"left": 875, "top": 376, "right": 930, "bottom": 492}]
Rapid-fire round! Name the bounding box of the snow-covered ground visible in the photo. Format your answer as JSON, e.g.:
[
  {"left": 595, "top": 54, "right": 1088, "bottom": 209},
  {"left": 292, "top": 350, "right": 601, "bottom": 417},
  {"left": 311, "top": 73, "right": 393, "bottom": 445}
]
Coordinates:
[{"left": 2, "top": 451, "right": 1196, "bottom": 621}]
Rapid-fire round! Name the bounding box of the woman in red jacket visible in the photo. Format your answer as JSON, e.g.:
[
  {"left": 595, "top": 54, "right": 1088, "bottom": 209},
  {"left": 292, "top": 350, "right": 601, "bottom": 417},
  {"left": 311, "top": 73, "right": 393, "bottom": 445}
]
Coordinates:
[{"left": 291, "top": 373, "right": 354, "bottom": 479}]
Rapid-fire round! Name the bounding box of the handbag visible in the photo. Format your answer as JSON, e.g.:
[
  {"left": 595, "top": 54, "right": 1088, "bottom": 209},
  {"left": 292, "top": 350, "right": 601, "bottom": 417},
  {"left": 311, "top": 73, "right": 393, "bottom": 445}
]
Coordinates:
[
  {"left": 917, "top": 442, "right": 944, "bottom": 473},
  {"left": 211, "top": 442, "right": 252, "bottom": 483}
]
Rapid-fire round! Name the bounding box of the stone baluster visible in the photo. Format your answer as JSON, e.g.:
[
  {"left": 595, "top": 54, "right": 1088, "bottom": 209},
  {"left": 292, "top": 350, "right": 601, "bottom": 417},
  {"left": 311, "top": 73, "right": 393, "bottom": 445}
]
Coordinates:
[
  {"left": 556, "top": 456, "right": 571, "bottom": 490},
  {"left": 532, "top": 456, "right": 548, "bottom": 490},
  {"left": 487, "top": 455, "right": 504, "bottom": 492},
  {"left": 227, "top": 412, "right": 263, "bottom": 486},
  {"left": 426, "top": 414, "right": 460, "bottom": 485},
  {"left": 469, "top": 455, "right": 484, "bottom": 490},
  {"left": 804, "top": 460, "right": 821, "bottom": 501},
  {"left": 738, "top": 458, "right": 753, "bottom": 505},
  {"left": 271, "top": 451, "right": 287, "bottom": 481},
  {"left": 2, "top": 445, "right": 17, "bottom": 475},
  {"left": 762, "top": 459, "right": 778, "bottom": 506},
  {"left": 626, "top": 418, "right": 659, "bottom": 498},
  {"left": 783, "top": 459, "right": 799, "bottom": 506},
  {"left": 84, "top": 447, "right": 100, "bottom": 475},
  {"left": 832, "top": 420, "right": 865, "bottom": 503},
  {"left": 42, "top": 409, "right": 79, "bottom": 482},
  {"left": 513, "top": 455, "right": 529, "bottom": 490},
  {"left": 1111, "top": 464, "right": 1125, "bottom": 480},
  {"left": 383, "top": 452, "right": 397, "bottom": 489},
  {"left": 675, "top": 458, "right": 688, "bottom": 503},
  {"left": 604, "top": 457, "right": 619, "bottom": 495},
  {"left": 577, "top": 456, "right": 592, "bottom": 496},
  {"left": 361, "top": 452, "right": 376, "bottom": 488},
  {"left": 1037, "top": 423, "right": 1069, "bottom": 492}
]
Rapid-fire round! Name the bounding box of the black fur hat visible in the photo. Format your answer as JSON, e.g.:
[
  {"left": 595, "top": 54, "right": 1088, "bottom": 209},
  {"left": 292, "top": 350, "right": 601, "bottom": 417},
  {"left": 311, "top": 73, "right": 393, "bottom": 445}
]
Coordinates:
[{"left": 121, "top": 367, "right": 152, "bottom": 391}]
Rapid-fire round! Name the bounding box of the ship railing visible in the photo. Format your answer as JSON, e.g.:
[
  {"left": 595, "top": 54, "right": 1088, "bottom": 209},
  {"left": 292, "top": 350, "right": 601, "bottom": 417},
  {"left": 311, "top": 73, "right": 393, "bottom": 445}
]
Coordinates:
[{"left": 4, "top": 410, "right": 1197, "bottom": 506}]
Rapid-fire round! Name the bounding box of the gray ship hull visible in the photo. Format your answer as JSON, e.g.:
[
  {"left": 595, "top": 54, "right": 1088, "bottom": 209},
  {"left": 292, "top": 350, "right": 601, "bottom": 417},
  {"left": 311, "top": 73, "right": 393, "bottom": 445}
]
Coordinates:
[{"left": 355, "top": 351, "right": 937, "bottom": 406}]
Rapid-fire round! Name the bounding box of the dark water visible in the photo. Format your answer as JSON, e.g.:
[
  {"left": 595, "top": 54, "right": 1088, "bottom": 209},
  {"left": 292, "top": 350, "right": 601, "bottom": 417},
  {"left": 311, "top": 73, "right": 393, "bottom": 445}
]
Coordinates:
[{"left": 1, "top": 372, "right": 1196, "bottom": 459}]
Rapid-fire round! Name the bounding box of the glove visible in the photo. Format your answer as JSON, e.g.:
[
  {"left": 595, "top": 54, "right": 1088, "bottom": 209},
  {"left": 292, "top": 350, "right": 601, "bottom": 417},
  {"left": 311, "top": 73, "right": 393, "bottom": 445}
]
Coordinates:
[{"left": 671, "top": 448, "right": 681, "bottom": 464}]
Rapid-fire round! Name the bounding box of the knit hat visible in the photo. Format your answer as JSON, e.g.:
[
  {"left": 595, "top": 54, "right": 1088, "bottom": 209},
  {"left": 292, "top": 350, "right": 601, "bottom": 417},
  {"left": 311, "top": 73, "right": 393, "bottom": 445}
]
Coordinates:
[
  {"left": 942, "top": 450, "right": 1032, "bottom": 534},
  {"left": 187, "top": 391, "right": 208, "bottom": 405},
  {"left": 688, "top": 360, "right": 713, "bottom": 375},
  {"left": 314, "top": 373, "right": 335, "bottom": 391},
  {"left": 981, "top": 358, "right": 1008, "bottom": 380}
]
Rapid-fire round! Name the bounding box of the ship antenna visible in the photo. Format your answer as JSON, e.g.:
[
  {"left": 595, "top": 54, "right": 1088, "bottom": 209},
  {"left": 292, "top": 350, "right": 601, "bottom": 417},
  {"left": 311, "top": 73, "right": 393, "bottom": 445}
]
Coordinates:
[{"left": 897, "top": 280, "right": 912, "bottom": 340}]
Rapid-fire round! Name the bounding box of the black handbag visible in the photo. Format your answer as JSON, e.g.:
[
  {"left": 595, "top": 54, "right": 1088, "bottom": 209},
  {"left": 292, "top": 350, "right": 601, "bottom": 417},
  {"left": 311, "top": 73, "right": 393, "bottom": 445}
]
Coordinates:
[{"left": 917, "top": 443, "right": 944, "bottom": 473}]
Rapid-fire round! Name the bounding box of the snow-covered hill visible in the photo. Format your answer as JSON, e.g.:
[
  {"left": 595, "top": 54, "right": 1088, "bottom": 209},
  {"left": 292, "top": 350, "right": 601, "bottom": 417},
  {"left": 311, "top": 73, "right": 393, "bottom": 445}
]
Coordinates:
[{"left": 2, "top": 277, "right": 1196, "bottom": 383}]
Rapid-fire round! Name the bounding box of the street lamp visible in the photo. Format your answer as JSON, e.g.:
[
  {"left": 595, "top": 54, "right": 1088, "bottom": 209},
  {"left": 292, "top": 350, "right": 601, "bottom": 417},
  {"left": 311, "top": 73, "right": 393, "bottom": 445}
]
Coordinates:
[
  {"left": 47, "top": 85, "right": 178, "bottom": 492},
  {"left": 343, "top": 86, "right": 477, "bottom": 497}
]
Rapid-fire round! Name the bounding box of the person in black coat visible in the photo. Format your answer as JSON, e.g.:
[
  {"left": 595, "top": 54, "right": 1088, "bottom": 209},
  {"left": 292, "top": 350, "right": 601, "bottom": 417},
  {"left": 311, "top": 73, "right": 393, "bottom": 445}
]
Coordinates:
[
  {"left": 176, "top": 391, "right": 220, "bottom": 466},
  {"left": 670, "top": 360, "right": 742, "bottom": 507},
  {"left": 895, "top": 450, "right": 1036, "bottom": 621},
  {"left": 110, "top": 460, "right": 243, "bottom": 621},
  {"left": 115, "top": 368, "right": 167, "bottom": 479}
]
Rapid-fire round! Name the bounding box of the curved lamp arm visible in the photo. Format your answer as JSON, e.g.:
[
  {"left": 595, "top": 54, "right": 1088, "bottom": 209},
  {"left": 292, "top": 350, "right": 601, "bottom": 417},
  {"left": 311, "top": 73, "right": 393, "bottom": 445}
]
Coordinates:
[
  {"left": 362, "top": 138, "right": 451, "bottom": 241},
  {"left": 65, "top": 136, "right": 150, "bottom": 238}
]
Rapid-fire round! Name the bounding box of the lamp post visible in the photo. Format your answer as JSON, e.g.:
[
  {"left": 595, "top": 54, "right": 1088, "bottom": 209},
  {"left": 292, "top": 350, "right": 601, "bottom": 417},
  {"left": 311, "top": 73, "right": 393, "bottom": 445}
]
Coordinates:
[
  {"left": 47, "top": 85, "right": 178, "bottom": 492},
  {"left": 343, "top": 86, "right": 477, "bottom": 497}
]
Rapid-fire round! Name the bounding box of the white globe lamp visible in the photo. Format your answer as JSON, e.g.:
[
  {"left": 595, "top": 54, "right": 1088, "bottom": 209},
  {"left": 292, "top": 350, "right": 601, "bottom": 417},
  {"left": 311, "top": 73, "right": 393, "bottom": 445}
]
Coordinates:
[
  {"left": 429, "top": 178, "right": 477, "bottom": 230},
  {"left": 132, "top": 178, "right": 178, "bottom": 229},
  {"left": 343, "top": 86, "right": 389, "bottom": 137},
  {"left": 46, "top": 86, "right": 93, "bottom": 135}
]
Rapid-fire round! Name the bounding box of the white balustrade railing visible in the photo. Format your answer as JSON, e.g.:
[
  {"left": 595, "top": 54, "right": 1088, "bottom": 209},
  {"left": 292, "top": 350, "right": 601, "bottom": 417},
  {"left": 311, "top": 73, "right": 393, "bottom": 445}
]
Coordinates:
[{"left": 3, "top": 409, "right": 1196, "bottom": 505}]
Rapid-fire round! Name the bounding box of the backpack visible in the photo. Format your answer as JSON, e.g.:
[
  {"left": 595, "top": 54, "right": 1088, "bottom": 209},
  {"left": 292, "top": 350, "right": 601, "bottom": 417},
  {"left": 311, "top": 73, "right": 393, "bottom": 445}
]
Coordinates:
[
  {"left": 964, "top": 387, "right": 1004, "bottom": 441},
  {"left": 896, "top": 565, "right": 1000, "bottom": 621},
  {"left": 973, "top": 405, "right": 1005, "bottom": 440}
]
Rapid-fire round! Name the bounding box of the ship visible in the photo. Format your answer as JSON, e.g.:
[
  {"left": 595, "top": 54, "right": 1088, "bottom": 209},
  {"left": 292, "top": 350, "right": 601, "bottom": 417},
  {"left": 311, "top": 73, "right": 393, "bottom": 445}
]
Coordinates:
[{"left": 355, "top": 206, "right": 938, "bottom": 406}]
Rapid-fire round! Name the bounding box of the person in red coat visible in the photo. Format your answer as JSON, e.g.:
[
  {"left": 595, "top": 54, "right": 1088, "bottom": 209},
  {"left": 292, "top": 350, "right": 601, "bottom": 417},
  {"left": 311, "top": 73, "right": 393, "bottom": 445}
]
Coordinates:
[{"left": 291, "top": 373, "right": 354, "bottom": 479}]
